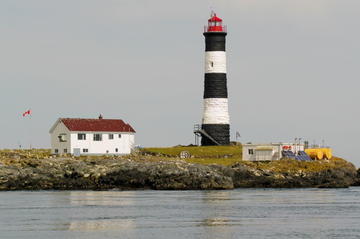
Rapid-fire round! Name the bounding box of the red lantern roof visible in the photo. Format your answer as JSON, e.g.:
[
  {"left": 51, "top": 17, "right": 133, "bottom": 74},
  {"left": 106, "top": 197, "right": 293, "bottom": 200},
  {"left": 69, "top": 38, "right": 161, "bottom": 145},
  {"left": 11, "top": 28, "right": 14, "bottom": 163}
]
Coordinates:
[
  {"left": 205, "top": 12, "right": 226, "bottom": 33},
  {"left": 208, "top": 14, "right": 223, "bottom": 22}
]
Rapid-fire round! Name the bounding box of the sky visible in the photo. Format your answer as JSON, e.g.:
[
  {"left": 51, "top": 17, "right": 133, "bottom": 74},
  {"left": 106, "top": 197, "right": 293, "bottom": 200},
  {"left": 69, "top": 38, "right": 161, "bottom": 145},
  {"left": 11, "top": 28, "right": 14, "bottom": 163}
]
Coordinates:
[{"left": 1, "top": 0, "right": 359, "bottom": 165}]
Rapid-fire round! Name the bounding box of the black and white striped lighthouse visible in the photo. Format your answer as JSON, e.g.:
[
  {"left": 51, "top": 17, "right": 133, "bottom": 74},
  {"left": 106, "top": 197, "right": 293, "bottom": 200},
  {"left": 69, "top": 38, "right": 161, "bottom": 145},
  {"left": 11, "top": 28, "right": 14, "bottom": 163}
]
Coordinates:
[{"left": 201, "top": 12, "right": 230, "bottom": 146}]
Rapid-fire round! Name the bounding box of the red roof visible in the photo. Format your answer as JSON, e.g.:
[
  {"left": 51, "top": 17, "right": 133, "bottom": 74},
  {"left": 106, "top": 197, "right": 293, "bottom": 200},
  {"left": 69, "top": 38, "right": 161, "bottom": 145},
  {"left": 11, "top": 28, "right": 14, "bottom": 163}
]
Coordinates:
[{"left": 60, "top": 118, "right": 136, "bottom": 133}]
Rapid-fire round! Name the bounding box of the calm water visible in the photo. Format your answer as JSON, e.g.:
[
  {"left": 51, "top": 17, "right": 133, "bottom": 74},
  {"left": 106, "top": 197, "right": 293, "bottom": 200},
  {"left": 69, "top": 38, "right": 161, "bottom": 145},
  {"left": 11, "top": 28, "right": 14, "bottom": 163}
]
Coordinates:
[{"left": 1, "top": 188, "right": 360, "bottom": 239}]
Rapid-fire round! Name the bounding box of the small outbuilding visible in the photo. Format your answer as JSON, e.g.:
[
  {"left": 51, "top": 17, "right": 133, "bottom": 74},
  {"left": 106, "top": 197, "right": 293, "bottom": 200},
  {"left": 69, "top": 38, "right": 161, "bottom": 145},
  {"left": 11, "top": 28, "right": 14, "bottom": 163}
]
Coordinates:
[
  {"left": 242, "top": 143, "right": 306, "bottom": 161},
  {"left": 49, "top": 115, "right": 136, "bottom": 156}
]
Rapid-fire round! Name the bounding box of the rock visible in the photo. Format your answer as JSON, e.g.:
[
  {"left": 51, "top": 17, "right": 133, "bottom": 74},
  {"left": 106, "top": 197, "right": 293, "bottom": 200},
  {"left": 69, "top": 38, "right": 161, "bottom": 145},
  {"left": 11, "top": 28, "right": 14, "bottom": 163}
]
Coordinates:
[
  {"left": 0, "top": 157, "right": 357, "bottom": 190},
  {"left": 229, "top": 161, "right": 357, "bottom": 188},
  {"left": 352, "top": 168, "right": 360, "bottom": 186},
  {"left": 0, "top": 158, "right": 233, "bottom": 190}
]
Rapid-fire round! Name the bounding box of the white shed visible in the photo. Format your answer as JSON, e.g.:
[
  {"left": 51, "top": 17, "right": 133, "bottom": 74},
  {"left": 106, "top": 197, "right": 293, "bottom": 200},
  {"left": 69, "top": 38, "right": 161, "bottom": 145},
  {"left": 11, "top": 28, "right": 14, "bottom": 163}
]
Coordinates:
[
  {"left": 242, "top": 143, "right": 305, "bottom": 161},
  {"left": 49, "top": 116, "right": 136, "bottom": 155}
]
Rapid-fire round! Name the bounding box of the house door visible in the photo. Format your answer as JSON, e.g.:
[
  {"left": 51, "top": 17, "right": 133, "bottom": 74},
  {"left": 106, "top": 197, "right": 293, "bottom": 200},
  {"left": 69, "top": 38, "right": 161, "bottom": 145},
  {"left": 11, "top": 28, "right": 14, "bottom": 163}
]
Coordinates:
[{"left": 73, "top": 148, "right": 81, "bottom": 157}]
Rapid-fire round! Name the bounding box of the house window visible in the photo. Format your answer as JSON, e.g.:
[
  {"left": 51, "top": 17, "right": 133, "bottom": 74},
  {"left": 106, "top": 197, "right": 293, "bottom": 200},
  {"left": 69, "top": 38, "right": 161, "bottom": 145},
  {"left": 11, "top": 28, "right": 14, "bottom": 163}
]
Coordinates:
[
  {"left": 64, "top": 149, "right": 68, "bottom": 153},
  {"left": 83, "top": 148, "right": 88, "bottom": 153},
  {"left": 109, "top": 134, "right": 114, "bottom": 140},
  {"left": 118, "top": 134, "right": 122, "bottom": 138},
  {"left": 78, "top": 133, "right": 86, "bottom": 140},
  {"left": 58, "top": 133, "right": 67, "bottom": 142},
  {"left": 93, "top": 134, "right": 102, "bottom": 141},
  {"left": 54, "top": 149, "right": 59, "bottom": 154},
  {"left": 248, "top": 149, "right": 254, "bottom": 155},
  {"left": 115, "top": 148, "right": 118, "bottom": 153}
]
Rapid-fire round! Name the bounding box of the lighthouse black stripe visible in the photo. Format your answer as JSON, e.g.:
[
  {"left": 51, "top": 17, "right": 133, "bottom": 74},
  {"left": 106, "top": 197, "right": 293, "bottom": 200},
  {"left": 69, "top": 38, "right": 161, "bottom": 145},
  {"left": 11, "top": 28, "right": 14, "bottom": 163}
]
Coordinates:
[
  {"left": 204, "top": 73, "right": 228, "bottom": 98},
  {"left": 201, "top": 124, "right": 230, "bottom": 146},
  {"left": 204, "top": 32, "right": 227, "bottom": 51}
]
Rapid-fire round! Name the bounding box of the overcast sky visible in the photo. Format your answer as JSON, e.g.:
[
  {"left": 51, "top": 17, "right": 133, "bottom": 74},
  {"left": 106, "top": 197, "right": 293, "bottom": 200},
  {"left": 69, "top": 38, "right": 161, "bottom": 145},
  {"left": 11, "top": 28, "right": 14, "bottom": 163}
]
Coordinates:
[{"left": 1, "top": 0, "right": 359, "bottom": 165}]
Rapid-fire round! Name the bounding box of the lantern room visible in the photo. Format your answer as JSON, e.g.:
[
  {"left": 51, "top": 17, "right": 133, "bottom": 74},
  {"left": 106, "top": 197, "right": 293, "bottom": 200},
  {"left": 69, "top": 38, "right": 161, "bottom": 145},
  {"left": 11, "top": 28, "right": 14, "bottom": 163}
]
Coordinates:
[{"left": 205, "top": 12, "right": 226, "bottom": 33}]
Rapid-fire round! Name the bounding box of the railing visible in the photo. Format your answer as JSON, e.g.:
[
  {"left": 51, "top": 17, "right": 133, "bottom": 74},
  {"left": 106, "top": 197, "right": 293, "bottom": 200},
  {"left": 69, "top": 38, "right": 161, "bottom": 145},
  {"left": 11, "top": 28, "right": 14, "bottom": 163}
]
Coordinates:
[
  {"left": 194, "top": 124, "right": 201, "bottom": 132},
  {"left": 204, "top": 25, "right": 227, "bottom": 33}
]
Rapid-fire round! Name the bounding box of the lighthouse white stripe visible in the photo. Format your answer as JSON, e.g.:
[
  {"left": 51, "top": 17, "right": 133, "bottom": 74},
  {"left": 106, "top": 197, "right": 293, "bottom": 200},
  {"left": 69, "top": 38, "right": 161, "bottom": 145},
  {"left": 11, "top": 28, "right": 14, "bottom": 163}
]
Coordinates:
[
  {"left": 205, "top": 51, "right": 227, "bottom": 74},
  {"left": 202, "top": 98, "right": 230, "bottom": 124}
]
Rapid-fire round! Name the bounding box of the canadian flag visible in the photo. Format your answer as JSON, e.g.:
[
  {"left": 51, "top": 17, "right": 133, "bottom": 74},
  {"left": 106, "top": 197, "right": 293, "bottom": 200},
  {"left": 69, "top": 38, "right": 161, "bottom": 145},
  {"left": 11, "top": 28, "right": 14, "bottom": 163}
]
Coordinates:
[{"left": 22, "top": 110, "right": 31, "bottom": 117}]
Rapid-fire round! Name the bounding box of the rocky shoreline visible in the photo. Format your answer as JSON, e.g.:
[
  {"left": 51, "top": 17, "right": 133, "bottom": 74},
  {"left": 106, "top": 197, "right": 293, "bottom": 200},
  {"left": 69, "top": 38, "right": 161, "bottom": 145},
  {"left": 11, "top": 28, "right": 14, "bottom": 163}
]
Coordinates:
[{"left": 0, "top": 157, "right": 358, "bottom": 190}]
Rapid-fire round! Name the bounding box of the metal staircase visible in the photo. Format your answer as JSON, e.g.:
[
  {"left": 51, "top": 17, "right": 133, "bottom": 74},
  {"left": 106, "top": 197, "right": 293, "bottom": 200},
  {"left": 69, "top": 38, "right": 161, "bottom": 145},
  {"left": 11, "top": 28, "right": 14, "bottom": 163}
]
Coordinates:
[{"left": 193, "top": 124, "right": 220, "bottom": 146}]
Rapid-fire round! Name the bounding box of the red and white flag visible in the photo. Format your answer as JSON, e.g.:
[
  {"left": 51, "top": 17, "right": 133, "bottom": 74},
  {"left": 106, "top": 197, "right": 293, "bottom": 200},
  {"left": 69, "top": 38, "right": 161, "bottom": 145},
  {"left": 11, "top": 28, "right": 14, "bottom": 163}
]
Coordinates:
[{"left": 22, "top": 109, "right": 31, "bottom": 117}]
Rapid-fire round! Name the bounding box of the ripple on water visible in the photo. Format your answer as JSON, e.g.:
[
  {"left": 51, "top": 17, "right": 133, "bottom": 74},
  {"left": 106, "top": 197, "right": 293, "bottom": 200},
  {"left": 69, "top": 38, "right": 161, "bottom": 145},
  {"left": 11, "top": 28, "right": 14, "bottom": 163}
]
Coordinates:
[{"left": 0, "top": 188, "right": 360, "bottom": 238}]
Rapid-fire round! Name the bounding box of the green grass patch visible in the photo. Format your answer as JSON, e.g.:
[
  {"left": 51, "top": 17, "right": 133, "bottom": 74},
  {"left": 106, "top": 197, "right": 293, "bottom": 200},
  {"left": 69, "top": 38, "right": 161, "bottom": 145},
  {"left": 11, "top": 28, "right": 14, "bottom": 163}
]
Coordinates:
[
  {"left": 140, "top": 145, "right": 243, "bottom": 166},
  {"left": 183, "top": 157, "right": 242, "bottom": 166},
  {"left": 142, "top": 145, "right": 242, "bottom": 158}
]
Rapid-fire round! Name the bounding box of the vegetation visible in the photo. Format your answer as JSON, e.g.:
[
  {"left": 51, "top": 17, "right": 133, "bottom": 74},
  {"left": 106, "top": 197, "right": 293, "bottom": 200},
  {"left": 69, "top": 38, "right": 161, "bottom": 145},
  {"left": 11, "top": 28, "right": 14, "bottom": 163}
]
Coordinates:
[
  {"left": 142, "top": 145, "right": 242, "bottom": 158},
  {"left": 0, "top": 149, "right": 51, "bottom": 159},
  {"left": 0, "top": 147, "right": 354, "bottom": 173},
  {"left": 141, "top": 145, "right": 243, "bottom": 166},
  {"left": 140, "top": 146, "right": 354, "bottom": 171},
  {"left": 241, "top": 157, "right": 354, "bottom": 173}
]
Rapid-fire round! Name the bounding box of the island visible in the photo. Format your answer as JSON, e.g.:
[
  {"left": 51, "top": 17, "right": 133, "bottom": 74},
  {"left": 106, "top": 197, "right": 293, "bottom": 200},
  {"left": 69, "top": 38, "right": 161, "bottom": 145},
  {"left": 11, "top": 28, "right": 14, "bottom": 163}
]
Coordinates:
[{"left": 0, "top": 146, "right": 359, "bottom": 190}]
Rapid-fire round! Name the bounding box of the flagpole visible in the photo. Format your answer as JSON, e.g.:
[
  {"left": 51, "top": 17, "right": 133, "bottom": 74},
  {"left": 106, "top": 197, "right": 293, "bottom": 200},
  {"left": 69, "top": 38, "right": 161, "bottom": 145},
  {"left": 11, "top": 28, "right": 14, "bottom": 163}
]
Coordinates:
[
  {"left": 29, "top": 109, "right": 32, "bottom": 149},
  {"left": 22, "top": 109, "right": 32, "bottom": 150}
]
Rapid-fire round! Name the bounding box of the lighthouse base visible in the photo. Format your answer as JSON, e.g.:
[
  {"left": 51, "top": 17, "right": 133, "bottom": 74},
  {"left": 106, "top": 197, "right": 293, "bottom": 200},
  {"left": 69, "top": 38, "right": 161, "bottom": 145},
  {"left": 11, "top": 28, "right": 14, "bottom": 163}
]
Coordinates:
[{"left": 201, "top": 124, "right": 230, "bottom": 146}]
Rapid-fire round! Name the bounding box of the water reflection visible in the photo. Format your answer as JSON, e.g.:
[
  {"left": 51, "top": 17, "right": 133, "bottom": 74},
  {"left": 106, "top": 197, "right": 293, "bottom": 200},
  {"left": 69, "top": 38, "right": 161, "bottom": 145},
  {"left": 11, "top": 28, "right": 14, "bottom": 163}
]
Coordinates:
[
  {"left": 200, "top": 217, "right": 230, "bottom": 227},
  {"left": 199, "top": 191, "right": 236, "bottom": 238},
  {"left": 2, "top": 189, "right": 360, "bottom": 238},
  {"left": 201, "top": 191, "right": 232, "bottom": 204},
  {"left": 61, "top": 191, "right": 137, "bottom": 232},
  {"left": 69, "top": 219, "right": 135, "bottom": 231},
  {"left": 69, "top": 191, "right": 135, "bottom": 206}
]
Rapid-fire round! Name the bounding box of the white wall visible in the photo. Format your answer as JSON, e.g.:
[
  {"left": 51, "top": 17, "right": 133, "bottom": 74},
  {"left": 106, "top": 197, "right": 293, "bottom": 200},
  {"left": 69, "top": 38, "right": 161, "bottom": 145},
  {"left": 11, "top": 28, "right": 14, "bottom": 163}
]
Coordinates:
[
  {"left": 70, "top": 131, "right": 135, "bottom": 155},
  {"left": 50, "top": 121, "right": 71, "bottom": 154},
  {"left": 204, "top": 51, "right": 227, "bottom": 74},
  {"left": 242, "top": 144, "right": 278, "bottom": 161},
  {"left": 202, "top": 98, "right": 230, "bottom": 124},
  {"left": 243, "top": 143, "right": 305, "bottom": 161}
]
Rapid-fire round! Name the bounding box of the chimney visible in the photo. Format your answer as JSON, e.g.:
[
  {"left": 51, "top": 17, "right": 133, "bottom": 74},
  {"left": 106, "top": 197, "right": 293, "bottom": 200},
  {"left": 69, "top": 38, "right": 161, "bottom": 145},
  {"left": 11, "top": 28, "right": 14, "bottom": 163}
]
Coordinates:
[{"left": 99, "top": 114, "right": 103, "bottom": 120}]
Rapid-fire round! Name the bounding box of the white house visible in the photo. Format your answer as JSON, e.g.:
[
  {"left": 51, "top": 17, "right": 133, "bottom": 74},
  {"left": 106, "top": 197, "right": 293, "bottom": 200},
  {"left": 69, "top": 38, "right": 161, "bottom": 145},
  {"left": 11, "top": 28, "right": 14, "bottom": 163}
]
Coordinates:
[
  {"left": 242, "top": 143, "right": 305, "bottom": 161},
  {"left": 49, "top": 116, "right": 136, "bottom": 155}
]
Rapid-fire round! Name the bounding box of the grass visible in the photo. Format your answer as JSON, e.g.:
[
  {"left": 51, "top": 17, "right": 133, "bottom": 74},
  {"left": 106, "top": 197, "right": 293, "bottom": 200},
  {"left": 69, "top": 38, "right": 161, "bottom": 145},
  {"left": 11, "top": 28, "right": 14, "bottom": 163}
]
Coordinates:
[
  {"left": 140, "top": 146, "right": 354, "bottom": 171},
  {"left": 140, "top": 145, "right": 243, "bottom": 166},
  {"left": 0, "top": 147, "right": 354, "bottom": 173},
  {"left": 142, "top": 145, "right": 242, "bottom": 158},
  {"left": 181, "top": 157, "right": 243, "bottom": 166},
  {"left": 0, "top": 149, "right": 51, "bottom": 159}
]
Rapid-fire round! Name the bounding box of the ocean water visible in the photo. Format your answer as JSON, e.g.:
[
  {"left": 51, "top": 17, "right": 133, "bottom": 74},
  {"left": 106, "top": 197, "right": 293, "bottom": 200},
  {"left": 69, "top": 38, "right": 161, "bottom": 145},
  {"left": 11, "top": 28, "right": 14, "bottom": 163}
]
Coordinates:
[{"left": 0, "top": 188, "right": 360, "bottom": 239}]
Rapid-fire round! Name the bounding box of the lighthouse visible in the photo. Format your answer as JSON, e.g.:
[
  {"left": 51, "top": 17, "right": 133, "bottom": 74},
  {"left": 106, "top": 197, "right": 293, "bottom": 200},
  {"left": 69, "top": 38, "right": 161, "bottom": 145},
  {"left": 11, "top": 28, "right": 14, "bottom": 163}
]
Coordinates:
[{"left": 201, "top": 12, "right": 230, "bottom": 146}]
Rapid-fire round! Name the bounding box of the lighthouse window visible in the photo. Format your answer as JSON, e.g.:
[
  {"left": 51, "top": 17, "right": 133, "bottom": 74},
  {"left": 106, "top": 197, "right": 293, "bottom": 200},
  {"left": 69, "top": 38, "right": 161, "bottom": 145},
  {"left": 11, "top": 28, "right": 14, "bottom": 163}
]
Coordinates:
[{"left": 210, "top": 61, "right": 214, "bottom": 67}]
